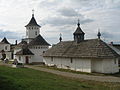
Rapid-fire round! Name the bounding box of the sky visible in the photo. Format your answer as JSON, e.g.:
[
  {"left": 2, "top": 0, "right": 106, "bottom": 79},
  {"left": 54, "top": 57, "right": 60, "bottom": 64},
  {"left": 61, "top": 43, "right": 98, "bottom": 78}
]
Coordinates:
[{"left": 0, "top": 0, "right": 120, "bottom": 44}]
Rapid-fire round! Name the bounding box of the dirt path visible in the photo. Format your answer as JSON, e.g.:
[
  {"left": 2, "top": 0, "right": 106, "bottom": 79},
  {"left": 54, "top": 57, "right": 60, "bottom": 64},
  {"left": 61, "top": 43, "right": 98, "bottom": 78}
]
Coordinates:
[
  {"left": 0, "top": 62, "right": 120, "bottom": 83},
  {"left": 25, "top": 65, "right": 120, "bottom": 83}
]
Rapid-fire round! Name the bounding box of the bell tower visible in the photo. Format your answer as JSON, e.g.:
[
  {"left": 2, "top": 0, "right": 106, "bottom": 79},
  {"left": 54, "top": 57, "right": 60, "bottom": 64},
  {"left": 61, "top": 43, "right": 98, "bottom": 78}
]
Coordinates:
[
  {"left": 25, "top": 10, "right": 41, "bottom": 43},
  {"left": 73, "top": 19, "right": 85, "bottom": 43}
]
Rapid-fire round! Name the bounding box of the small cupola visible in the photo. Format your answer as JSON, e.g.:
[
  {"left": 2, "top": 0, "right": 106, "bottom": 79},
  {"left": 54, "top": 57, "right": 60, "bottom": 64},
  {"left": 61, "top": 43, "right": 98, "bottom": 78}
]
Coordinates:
[{"left": 73, "top": 19, "right": 85, "bottom": 43}]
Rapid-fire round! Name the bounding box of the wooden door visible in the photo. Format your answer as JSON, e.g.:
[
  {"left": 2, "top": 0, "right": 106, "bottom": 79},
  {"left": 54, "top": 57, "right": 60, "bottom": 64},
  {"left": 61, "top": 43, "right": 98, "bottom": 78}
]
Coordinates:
[{"left": 25, "top": 56, "right": 29, "bottom": 64}]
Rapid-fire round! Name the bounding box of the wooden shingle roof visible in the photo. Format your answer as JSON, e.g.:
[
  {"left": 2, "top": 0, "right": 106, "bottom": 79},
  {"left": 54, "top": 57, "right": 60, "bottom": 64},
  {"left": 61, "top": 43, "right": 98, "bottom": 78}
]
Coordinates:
[
  {"left": 15, "top": 48, "right": 34, "bottom": 55},
  {"left": 29, "top": 34, "right": 50, "bottom": 46},
  {"left": 15, "top": 40, "right": 27, "bottom": 48},
  {"left": 43, "top": 39, "right": 119, "bottom": 59}
]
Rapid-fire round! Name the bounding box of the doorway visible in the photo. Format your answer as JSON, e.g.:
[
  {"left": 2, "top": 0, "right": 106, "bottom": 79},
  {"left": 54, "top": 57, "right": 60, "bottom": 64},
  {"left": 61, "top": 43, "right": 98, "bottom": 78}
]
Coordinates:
[{"left": 25, "top": 56, "right": 29, "bottom": 64}]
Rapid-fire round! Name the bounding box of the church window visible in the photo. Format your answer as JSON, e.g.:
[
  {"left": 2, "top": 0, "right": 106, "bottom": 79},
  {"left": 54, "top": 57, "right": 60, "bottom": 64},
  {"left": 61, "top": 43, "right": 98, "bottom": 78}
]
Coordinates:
[
  {"left": 5, "top": 46, "right": 7, "bottom": 50},
  {"left": 70, "top": 58, "right": 73, "bottom": 63},
  {"left": 35, "top": 31, "right": 37, "bottom": 35}
]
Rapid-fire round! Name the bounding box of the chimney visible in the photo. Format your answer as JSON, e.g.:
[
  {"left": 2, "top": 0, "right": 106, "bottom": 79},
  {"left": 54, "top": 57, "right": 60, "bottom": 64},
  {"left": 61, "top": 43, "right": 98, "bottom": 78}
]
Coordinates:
[{"left": 15, "top": 40, "right": 17, "bottom": 45}]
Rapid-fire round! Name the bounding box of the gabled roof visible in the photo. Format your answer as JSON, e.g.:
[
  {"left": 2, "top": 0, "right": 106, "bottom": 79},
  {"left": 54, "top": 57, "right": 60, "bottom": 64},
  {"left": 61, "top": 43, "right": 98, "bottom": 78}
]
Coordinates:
[
  {"left": 29, "top": 34, "right": 50, "bottom": 46},
  {"left": 43, "top": 39, "right": 119, "bottom": 59},
  {"left": 1, "top": 37, "right": 10, "bottom": 44},
  {"left": 25, "top": 16, "right": 40, "bottom": 27},
  {"left": 15, "top": 48, "right": 34, "bottom": 55}
]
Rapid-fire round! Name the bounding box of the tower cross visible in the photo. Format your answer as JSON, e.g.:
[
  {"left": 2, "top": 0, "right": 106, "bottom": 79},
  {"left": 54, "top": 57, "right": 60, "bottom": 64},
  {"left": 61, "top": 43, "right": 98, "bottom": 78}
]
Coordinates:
[{"left": 32, "top": 9, "right": 34, "bottom": 17}]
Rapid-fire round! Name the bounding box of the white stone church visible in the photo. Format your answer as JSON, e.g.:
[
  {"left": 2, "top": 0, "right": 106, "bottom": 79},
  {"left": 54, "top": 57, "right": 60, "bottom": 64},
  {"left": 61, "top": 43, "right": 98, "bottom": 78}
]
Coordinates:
[{"left": 14, "top": 12, "right": 50, "bottom": 64}]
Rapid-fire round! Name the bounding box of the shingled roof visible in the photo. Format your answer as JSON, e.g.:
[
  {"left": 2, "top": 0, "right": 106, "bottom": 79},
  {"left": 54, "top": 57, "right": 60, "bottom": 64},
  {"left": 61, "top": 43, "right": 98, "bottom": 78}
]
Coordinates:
[
  {"left": 29, "top": 34, "right": 50, "bottom": 46},
  {"left": 25, "top": 15, "right": 40, "bottom": 27},
  {"left": 1, "top": 37, "right": 10, "bottom": 44},
  {"left": 73, "top": 22, "right": 85, "bottom": 35},
  {"left": 113, "top": 44, "right": 120, "bottom": 50},
  {"left": 15, "top": 40, "right": 27, "bottom": 48},
  {"left": 43, "top": 39, "right": 119, "bottom": 59},
  {"left": 15, "top": 48, "right": 34, "bottom": 55}
]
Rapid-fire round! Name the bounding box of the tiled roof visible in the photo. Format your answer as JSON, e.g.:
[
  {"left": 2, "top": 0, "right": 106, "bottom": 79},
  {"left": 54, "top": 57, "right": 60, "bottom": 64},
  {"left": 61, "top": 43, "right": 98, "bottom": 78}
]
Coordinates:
[
  {"left": 29, "top": 34, "right": 50, "bottom": 46},
  {"left": 1, "top": 37, "right": 10, "bottom": 44},
  {"left": 43, "top": 39, "right": 119, "bottom": 58},
  {"left": 15, "top": 48, "right": 34, "bottom": 55},
  {"left": 25, "top": 16, "right": 40, "bottom": 27}
]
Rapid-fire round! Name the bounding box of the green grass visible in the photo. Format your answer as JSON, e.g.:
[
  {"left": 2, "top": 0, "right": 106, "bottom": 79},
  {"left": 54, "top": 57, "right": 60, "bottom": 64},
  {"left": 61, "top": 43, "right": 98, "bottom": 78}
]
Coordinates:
[{"left": 0, "top": 65, "right": 120, "bottom": 90}]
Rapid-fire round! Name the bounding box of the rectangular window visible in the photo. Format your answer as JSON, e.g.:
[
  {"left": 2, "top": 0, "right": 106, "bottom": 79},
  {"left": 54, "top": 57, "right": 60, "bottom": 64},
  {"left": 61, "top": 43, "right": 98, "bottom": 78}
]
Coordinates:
[
  {"left": 19, "top": 56, "right": 21, "bottom": 61},
  {"left": 35, "top": 31, "right": 37, "bottom": 35},
  {"left": 70, "top": 58, "right": 73, "bottom": 63},
  {"left": 51, "top": 57, "right": 53, "bottom": 62}
]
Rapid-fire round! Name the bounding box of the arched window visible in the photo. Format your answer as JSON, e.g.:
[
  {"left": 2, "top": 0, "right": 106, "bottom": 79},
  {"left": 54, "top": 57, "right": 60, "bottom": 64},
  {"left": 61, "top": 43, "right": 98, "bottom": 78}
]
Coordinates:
[{"left": 5, "top": 46, "right": 7, "bottom": 50}]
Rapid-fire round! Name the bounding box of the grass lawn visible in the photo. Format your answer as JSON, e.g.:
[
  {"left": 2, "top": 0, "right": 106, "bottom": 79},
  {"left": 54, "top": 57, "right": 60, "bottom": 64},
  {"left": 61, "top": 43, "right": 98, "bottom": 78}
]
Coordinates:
[{"left": 0, "top": 65, "right": 120, "bottom": 90}]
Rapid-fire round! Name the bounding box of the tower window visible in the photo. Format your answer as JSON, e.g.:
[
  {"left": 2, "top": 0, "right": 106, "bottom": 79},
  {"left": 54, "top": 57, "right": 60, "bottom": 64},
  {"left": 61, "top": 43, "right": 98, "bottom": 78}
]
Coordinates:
[{"left": 35, "top": 31, "right": 37, "bottom": 35}]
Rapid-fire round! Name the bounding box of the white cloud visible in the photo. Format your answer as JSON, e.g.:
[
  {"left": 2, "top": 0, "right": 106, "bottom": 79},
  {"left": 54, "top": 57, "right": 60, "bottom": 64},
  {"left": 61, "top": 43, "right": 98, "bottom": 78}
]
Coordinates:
[{"left": 0, "top": 0, "right": 120, "bottom": 44}]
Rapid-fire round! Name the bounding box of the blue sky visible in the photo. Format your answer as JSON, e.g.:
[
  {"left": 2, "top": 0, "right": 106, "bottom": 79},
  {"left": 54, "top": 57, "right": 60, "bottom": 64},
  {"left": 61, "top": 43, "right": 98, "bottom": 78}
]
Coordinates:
[{"left": 0, "top": 0, "right": 120, "bottom": 44}]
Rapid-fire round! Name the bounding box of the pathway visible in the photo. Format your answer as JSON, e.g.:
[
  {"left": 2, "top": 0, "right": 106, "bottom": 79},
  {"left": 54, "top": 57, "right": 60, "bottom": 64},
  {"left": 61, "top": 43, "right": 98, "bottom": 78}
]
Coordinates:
[{"left": 25, "top": 65, "right": 120, "bottom": 83}]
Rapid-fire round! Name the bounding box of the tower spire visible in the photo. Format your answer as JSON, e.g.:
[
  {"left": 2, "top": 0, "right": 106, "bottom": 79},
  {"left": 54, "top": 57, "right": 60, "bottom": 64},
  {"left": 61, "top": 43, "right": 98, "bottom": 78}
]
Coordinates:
[
  {"left": 97, "top": 28, "right": 101, "bottom": 39},
  {"left": 59, "top": 33, "right": 62, "bottom": 42},
  {"left": 32, "top": 9, "right": 34, "bottom": 17},
  {"left": 77, "top": 19, "right": 80, "bottom": 27}
]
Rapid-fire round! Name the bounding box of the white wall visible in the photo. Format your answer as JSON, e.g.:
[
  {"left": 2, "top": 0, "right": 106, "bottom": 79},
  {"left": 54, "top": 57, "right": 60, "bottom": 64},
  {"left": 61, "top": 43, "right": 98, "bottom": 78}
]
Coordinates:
[
  {"left": 0, "top": 44, "right": 10, "bottom": 51},
  {"left": 16, "top": 55, "right": 33, "bottom": 64},
  {"left": 0, "top": 43, "right": 11, "bottom": 60},
  {"left": 91, "top": 58, "right": 119, "bottom": 73},
  {"left": 44, "top": 57, "right": 91, "bottom": 73},
  {"left": 30, "top": 45, "right": 49, "bottom": 63},
  {"left": 44, "top": 57, "right": 119, "bottom": 73},
  {"left": 26, "top": 26, "right": 40, "bottom": 39},
  {"left": 102, "top": 58, "right": 119, "bottom": 73}
]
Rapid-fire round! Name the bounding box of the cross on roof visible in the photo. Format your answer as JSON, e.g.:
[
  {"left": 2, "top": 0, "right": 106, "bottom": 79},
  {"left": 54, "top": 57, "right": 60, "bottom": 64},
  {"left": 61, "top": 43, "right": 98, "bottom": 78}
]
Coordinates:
[{"left": 32, "top": 9, "right": 34, "bottom": 17}]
